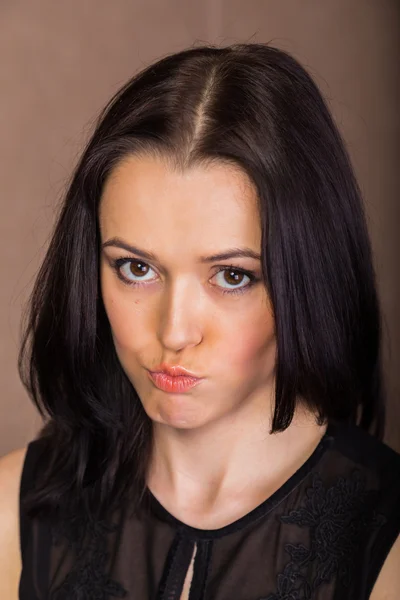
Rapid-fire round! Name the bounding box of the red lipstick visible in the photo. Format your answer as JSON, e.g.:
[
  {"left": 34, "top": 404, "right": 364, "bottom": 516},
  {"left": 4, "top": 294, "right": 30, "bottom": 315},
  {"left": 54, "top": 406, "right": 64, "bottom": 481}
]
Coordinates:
[{"left": 148, "top": 363, "right": 202, "bottom": 393}]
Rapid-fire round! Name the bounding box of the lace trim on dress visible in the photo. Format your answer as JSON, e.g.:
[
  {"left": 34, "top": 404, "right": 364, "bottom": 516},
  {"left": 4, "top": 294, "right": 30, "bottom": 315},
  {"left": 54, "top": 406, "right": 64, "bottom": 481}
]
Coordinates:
[
  {"left": 50, "top": 513, "right": 127, "bottom": 599},
  {"left": 47, "top": 468, "right": 388, "bottom": 600},
  {"left": 261, "top": 470, "right": 387, "bottom": 600}
]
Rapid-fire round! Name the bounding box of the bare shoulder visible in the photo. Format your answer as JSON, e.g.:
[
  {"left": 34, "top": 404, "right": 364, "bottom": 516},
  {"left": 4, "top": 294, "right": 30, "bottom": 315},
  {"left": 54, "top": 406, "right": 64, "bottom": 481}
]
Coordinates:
[
  {"left": 370, "top": 533, "right": 400, "bottom": 599},
  {"left": 0, "top": 446, "right": 28, "bottom": 599}
]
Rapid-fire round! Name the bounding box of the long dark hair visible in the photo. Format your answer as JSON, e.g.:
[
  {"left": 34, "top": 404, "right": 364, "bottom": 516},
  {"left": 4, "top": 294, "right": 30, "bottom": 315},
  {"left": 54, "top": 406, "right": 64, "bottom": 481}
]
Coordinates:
[{"left": 19, "top": 43, "right": 386, "bottom": 521}]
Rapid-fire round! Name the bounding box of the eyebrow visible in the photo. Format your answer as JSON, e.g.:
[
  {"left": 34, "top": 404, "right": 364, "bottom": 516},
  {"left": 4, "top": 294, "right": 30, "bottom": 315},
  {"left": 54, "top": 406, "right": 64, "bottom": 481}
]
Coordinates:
[{"left": 102, "top": 237, "right": 261, "bottom": 263}]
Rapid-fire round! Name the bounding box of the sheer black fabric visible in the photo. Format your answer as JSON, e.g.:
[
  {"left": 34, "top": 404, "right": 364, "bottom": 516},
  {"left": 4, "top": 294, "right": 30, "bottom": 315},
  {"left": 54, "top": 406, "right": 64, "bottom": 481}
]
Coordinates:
[{"left": 19, "top": 421, "right": 400, "bottom": 600}]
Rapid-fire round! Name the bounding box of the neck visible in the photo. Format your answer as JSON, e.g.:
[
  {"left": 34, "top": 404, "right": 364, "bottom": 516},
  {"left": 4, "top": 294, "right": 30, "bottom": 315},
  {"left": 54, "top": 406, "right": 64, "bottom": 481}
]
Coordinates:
[{"left": 147, "top": 401, "right": 327, "bottom": 512}]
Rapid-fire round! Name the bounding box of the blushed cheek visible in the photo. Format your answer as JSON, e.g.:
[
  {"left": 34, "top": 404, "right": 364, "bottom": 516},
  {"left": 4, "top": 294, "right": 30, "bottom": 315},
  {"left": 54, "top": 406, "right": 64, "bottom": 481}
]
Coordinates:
[
  {"left": 224, "top": 320, "right": 276, "bottom": 377},
  {"left": 222, "top": 293, "right": 276, "bottom": 376}
]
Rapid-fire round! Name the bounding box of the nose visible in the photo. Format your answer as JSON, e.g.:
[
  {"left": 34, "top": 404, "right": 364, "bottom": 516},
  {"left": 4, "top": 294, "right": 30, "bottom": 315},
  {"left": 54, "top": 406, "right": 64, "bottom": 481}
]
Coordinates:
[{"left": 156, "top": 279, "right": 203, "bottom": 352}]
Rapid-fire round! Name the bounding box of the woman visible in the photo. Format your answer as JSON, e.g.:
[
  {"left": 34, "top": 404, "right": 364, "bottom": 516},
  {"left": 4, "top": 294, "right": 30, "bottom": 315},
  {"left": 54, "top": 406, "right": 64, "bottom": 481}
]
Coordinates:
[{"left": 0, "top": 43, "right": 399, "bottom": 599}]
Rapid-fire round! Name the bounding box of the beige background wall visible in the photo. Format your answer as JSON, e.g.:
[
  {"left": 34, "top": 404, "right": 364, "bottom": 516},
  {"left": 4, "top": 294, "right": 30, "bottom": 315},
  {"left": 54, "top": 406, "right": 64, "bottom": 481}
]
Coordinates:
[{"left": 1, "top": 0, "right": 399, "bottom": 456}]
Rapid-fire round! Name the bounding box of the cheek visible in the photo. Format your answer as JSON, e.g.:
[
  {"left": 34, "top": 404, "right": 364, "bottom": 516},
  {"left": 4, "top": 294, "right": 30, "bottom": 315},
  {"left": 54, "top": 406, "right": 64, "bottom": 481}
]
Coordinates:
[
  {"left": 106, "top": 302, "right": 144, "bottom": 353},
  {"left": 101, "top": 274, "right": 145, "bottom": 352},
  {"left": 217, "top": 311, "right": 276, "bottom": 375}
]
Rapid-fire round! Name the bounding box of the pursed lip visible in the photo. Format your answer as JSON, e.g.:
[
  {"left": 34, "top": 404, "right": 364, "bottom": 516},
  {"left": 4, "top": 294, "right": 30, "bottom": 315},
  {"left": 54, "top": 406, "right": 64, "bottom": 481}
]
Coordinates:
[{"left": 149, "top": 362, "right": 201, "bottom": 379}]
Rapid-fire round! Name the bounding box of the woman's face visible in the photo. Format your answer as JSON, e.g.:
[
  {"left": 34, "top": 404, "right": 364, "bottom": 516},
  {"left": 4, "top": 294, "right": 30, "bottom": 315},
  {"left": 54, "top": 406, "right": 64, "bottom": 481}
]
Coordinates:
[{"left": 99, "top": 154, "right": 276, "bottom": 430}]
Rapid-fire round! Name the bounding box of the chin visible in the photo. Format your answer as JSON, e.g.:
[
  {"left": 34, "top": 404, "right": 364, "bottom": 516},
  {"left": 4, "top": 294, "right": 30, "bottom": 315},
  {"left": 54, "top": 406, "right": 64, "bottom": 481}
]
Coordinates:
[
  {"left": 149, "top": 404, "right": 208, "bottom": 430},
  {"left": 155, "top": 414, "right": 204, "bottom": 430}
]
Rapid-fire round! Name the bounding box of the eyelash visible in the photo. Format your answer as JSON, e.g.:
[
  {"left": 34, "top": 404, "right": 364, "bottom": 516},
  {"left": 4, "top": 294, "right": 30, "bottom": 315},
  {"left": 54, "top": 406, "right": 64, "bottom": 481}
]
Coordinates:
[{"left": 110, "top": 257, "right": 259, "bottom": 296}]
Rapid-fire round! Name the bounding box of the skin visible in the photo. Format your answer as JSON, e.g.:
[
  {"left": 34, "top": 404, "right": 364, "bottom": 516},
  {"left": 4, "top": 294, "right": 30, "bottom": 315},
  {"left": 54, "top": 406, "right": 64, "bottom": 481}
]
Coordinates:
[{"left": 99, "top": 153, "right": 327, "bottom": 528}]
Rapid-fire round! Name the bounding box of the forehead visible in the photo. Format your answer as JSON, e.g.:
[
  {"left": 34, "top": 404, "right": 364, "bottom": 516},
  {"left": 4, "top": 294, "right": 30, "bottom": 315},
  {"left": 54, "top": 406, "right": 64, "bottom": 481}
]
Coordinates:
[{"left": 99, "top": 154, "right": 261, "bottom": 253}]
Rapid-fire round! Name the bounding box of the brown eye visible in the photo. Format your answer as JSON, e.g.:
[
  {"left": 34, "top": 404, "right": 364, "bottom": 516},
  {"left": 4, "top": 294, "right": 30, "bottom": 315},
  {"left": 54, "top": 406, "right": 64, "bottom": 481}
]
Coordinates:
[
  {"left": 128, "top": 262, "right": 149, "bottom": 277},
  {"left": 116, "top": 259, "right": 157, "bottom": 284},
  {"left": 213, "top": 268, "right": 253, "bottom": 294},
  {"left": 223, "top": 270, "right": 246, "bottom": 286}
]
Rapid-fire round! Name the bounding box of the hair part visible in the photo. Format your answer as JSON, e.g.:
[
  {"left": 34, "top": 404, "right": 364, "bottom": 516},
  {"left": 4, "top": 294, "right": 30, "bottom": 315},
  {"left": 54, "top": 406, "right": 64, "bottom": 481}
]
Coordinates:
[{"left": 18, "top": 42, "right": 386, "bottom": 521}]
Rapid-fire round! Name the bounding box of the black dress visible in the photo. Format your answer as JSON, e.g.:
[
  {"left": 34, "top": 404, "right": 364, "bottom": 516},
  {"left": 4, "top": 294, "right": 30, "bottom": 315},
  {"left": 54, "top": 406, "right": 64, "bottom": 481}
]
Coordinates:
[{"left": 19, "top": 421, "right": 400, "bottom": 600}]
